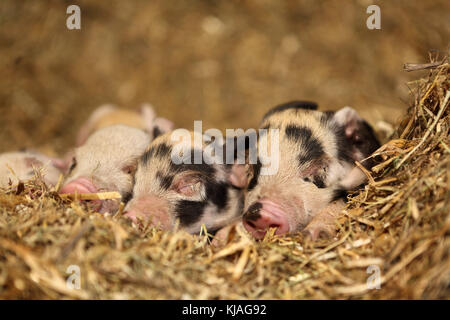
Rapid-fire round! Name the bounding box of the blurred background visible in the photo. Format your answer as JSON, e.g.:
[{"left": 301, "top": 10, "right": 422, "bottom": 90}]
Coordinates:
[{"left": 0, "top": 0, "right": 449, "bottom": 155}]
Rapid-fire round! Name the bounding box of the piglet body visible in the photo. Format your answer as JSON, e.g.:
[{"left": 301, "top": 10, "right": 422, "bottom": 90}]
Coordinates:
[
  {"left": 0, "top": 151, "right": 64, "bottom": 188},
  {"left": 76, "top": 104, "right": 174, "bottom": 146}
]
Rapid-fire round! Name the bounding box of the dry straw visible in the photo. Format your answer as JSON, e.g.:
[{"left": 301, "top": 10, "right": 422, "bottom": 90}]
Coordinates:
[{"left": 0, "top": 58, "right": 449, "bottom": 299}]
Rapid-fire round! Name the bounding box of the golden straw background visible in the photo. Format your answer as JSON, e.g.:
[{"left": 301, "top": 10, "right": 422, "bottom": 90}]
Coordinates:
[{"left": 0, "top": 0, "right": 449, "bottom": 155}]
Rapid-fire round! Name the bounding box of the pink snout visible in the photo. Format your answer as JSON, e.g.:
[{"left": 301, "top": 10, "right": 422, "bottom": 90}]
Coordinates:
[
  {"left": 124, "top": 196, "right": 171, "bottom": 230},
  {"left": 59, "top": 177, "right": 101, "bottom": 210},
  {"left": 243, "top": 200, "right": 289, "bottom": 239},
  {"left": 59, "top": 177, "right": 98, "bottom": 194}
]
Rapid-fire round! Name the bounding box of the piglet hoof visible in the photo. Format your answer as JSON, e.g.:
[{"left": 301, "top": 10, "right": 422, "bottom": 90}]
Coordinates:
[
  {"left": 302, "top": 221, "right": 336, "bottom": 241},
  {"left": 211, "top": 224, "right": 236, "bottom": 248},
  {"left": 210, "top": 221, "right": 244, "bottom": 248}
]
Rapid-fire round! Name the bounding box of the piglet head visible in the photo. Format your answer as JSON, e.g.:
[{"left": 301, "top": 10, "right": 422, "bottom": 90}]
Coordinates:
[
  {"left": 125, "top": 171, "right": 202, "bottom": 230},
  {"left": 242, "top": 145, "right": 337, "bottom": 239},
  {"left": 60, "top": 125, "right": 149, "bottom": 214},
  {"left": 124, "top": 130, "right": 247, "bottom": 234},
  {"left": 242, "top": 104, "right": 379, "bottom": 239}
]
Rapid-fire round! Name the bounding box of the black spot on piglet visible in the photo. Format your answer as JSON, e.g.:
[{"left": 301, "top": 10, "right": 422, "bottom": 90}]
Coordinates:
[
  {"left": 312, "top": 175, "right": 326, "bottom": 189},
  {"left": 350, "top": 120, "right": 380, "bottom": 168},
  {"left": 285, "top": 125, "right": 324, "bottom": 164},
  {"left": 262, "top": 100, "right": 318, "bottom": 120},
  {"left": 205, "top": 181, "right": 229, "bottom": 210},
  {"left": 156, "top": 171, "right": 173, "bottom": 190},
  {"left": 152, "top": 126, "right": 162, "bottom": 139},
  {"left": 141, "top": 143, "right": 172, "bottom": 164},
  {"left": 244, "top": 202, "right": 262, "bottom": 221},
  {"left": 247, "top": 161, "right": 262, "bottom": 191},
  {"left": 331, "top": 189, "right": 348, "bottom": 201},
  {"left": 174, "top": 200, "right": 206, "bottom": 226}
]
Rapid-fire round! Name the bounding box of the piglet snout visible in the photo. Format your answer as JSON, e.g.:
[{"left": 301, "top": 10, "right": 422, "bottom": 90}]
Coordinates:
[
  {"left": 124, "top": 196, "right": 171, "bottom": 230},
  {"left": 60, "top": 177, "right": 98, "bottom": 194},
  {"left": 243, "top": 200, "right": 289, "bottom": 239},
  {"left": 59, "top": 177, "right": 102, "bottom": 210}
]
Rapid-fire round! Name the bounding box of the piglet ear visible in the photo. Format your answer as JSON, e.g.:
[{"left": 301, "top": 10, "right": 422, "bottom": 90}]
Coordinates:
[
  {"left": 228, "top": 164, "right": 248, "bottom": 188},
  {"left": 333, "top": 106, "right": 380, "bottom": 167},
  {"left": 140, "top": 104, "right": 174, "bottom": 140},
  {"left": 333, "top": 106, "right": 363, "bottom": 140},
  {"left": 152, "top": 117, "right": 174, "bottom": 139},
  {"left": 171, "top": 173, "right": 203, "bottom": 196},
  {"left": 52, "top": 150, "right": 75, "bottom": 174},
  {"left": 50, "top": 158, "right": 68, "bottom": 171},
  {"left": 24, "top": 157, "right": 43, "bottom": 168},
  {"left": 141, "top": 103, "right": 156, "bottom": 130},
  {"left": 222, "top": 135, "right": 251, "bottom": 189},
  {"left": 140, "top": 103, "right": 157, "bottom": 131}
]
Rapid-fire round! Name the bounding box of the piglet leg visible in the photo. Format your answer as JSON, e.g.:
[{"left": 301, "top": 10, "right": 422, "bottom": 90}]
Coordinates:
[
  {"left": 302, "top": 199, "right": 346, "bottom": 240},
  {"left": 211, "top": 221, "right": 246, "bottom": 247}
]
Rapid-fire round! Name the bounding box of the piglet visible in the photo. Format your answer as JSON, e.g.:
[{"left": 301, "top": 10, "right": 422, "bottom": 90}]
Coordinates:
[
  {"left": 124, "top": 130, "right": 247, "bottom": 234},
  {"left": 242, "top": 101, "right": 380, "bottom": 240},
  {"left": 59, "top": 125, "right": 152, "bottom": 213},
  {"left": 0, "top": 151, "right": 65, "bottom": 188},
  {"left": 76, "top": 103, "right": 174, "bottom": 146}
]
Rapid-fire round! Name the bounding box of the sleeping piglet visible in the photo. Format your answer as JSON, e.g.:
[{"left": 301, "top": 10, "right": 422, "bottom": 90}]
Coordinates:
[
  {"left": 0, "top": 151, "right": 65, "bottom": 188},
  {"left": 59, "top": 125, "right": 153, "bottom": 213},
  {"left": 242, "top": 101, "right": 380, "bottom": 240},
  {"left": 76, "top": 103, "right": 174, "bottom": 146},
  {"left": 124, "top": 130, "right": 247, "bottom": 234}
]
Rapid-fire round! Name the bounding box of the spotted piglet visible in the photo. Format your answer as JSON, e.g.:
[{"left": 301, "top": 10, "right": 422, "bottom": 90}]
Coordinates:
[
  {"left": 242, "top": 101, "right": 380, "bottom": 240},
  {"left": 124, "top": 130, "right": 247, "bottom": 234},
  {"left": 0, "top": 151, "right": 65, "bottom": 188}
]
